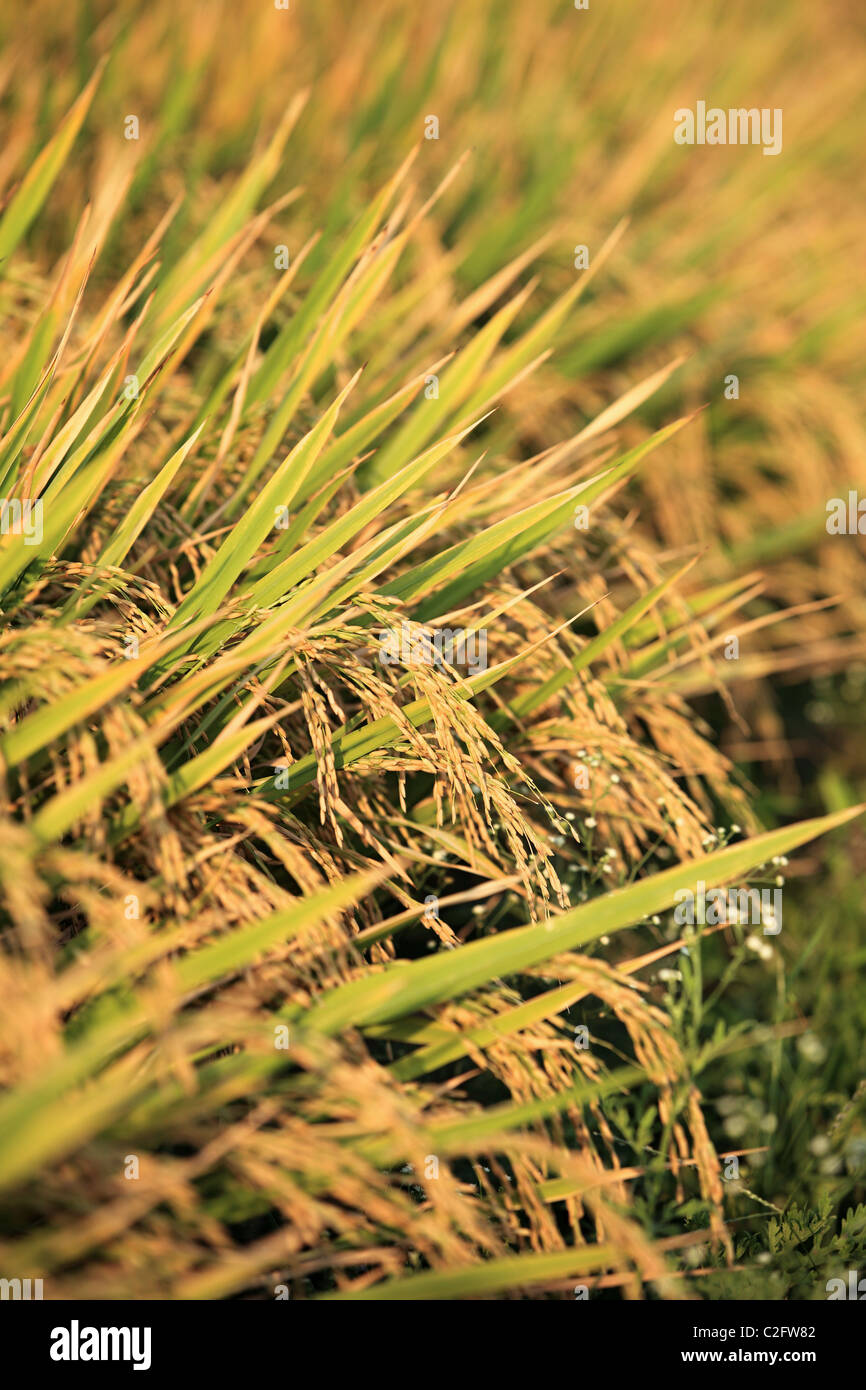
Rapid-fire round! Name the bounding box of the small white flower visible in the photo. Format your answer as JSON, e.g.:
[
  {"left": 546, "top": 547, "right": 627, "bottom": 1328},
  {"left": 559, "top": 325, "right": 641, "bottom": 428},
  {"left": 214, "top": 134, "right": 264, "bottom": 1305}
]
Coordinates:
[
  {"left": 845, "top": 1137, "right": 866, "bottom": 1167},
  {"left": 797, "top": 1033, "right": 826, "bottom": 1064},
  {"left": 716, "top": 1096, "right": 742, "bottom": 1116},
  {"left": 723, "top": 1115, "right": 748, "bottom": 1139},
  {"left": 585, "top": 817, "right": 597, "bottom": 829}
]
